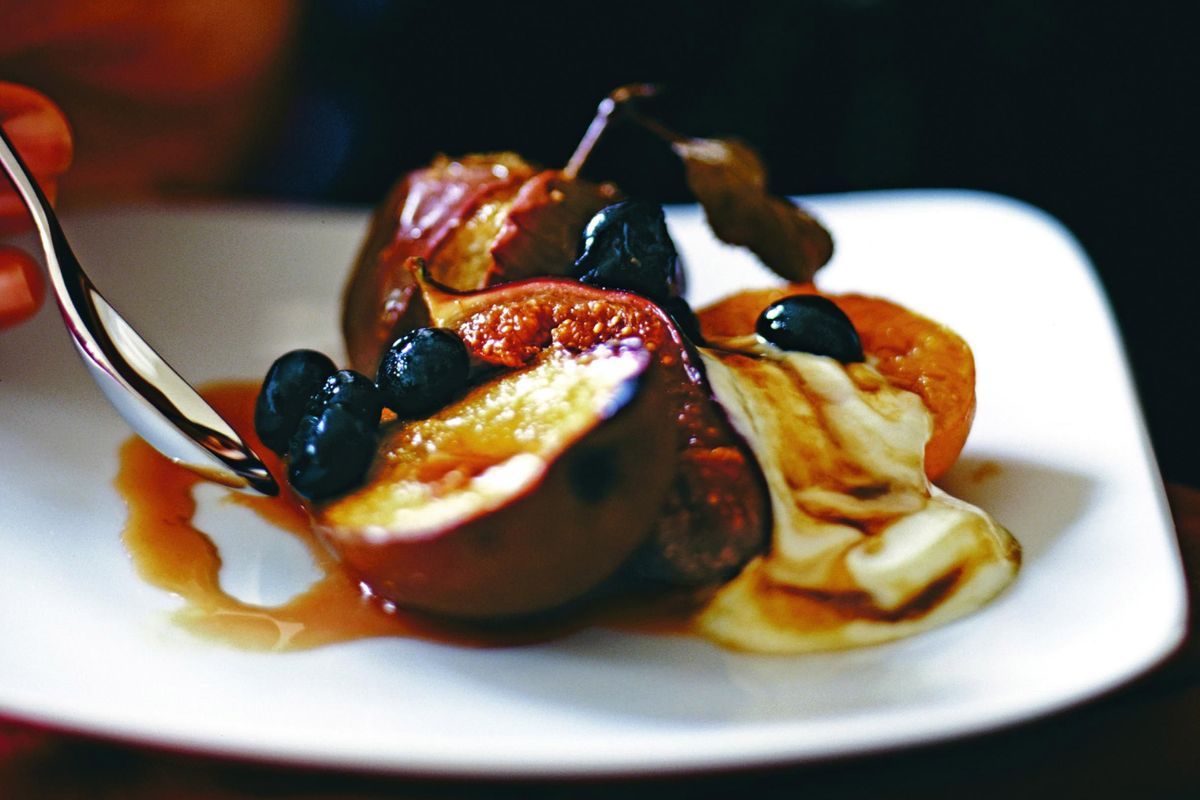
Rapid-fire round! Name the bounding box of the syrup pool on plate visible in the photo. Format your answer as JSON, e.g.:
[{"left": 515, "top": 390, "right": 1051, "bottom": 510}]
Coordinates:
[
  {"left": 117, "top": 382, "right": 705, "bottom": 650},
  {"left": 116, "top": 375, "right": 1018, "bottom": 653}
]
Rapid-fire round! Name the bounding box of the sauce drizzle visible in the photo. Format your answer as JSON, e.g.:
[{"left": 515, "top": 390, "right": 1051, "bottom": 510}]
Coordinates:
[
  {"left": 116, "top": 381, "right": 1012, "bottom": 655},
  {"left": 115, "top": 383, "right": 699, "bottom": 650},
  {"left": 118, "top": 384, "right": 526, "bottom": 650}
]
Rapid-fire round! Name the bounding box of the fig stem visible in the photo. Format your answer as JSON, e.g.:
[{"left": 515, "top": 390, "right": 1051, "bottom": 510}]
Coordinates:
[{"left": 563, "top": 84, "right": 660, "bottom": 180}]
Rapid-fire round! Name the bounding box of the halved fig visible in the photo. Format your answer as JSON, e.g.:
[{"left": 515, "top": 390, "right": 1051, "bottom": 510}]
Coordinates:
[
  {"left": 342, "top": 152, "right": 618, "bottom": 372},
  {"left": 313, "top": 343, "right": 676, "bottom": 619},
  {"left": 412, "top": 263, "right": 771, "bottom": 587}
]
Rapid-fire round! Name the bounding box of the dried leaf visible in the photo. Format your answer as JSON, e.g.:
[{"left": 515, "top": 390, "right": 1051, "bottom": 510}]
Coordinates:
[{"left": 671, "top": 137, "right": 833, "bottom": 284}]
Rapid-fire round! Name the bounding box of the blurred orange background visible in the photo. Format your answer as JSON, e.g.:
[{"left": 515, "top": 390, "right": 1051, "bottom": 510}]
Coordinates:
[{"left": 2, "top": 1, "right": 1195, "bottom": 485}]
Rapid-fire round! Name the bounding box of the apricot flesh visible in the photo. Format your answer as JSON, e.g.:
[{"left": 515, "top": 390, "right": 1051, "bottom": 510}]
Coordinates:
[
  {"left": 698, "top": 286, "right": 976, "bottom": 480},
  {"left": 314, "top": 344, "right": 677, "bottom": 619}
]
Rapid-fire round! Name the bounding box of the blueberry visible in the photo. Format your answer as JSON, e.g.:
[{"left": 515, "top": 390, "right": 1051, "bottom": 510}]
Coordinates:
[
  {"left": 756, "top": 295, "right": 864, "bottom": 363},
  {"left": 306, "top": 369, "right": 383, "bottom": 424},
  {"left": 573, "top": 200, "right": 683, "bottom": 303},
  {"left": 287, "top": 405, "right": 377, "bottom": 500},
  {"left": 376, "top": 328, "right": 470, "bottom": 418},
  {"left": 254, "top": 349, "right": 337, "bottom": 455}
]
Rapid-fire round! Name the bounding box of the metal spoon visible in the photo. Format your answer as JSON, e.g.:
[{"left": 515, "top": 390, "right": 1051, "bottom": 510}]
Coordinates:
[{"left": 1, "top": 127, "right": 278, "bottom": 496}]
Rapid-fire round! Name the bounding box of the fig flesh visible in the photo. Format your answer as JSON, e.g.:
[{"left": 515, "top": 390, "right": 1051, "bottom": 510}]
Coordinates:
[
  {"left": 314, "top": 343, "right": 676, "bottom": 619},
  {"left": 342, "top": 153, "right": 617, "bottom": 372},
  {"left": 412, "top": 264, "right": 771, "bottom": 587}
]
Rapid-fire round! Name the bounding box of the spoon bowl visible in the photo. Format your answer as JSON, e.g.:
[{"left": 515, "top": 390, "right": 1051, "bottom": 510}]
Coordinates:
[{"left": 0, "top": 127, "right": 278, "bottom": 495}]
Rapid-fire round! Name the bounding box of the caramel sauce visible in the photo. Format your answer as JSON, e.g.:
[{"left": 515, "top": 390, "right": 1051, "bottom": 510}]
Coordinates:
[
  {"left": 116, "top": 381, "right": 992, "bottom": 654},
  {"left": 118, "top": 385, "right": 429, "bottom": 651},
  {"left": 115, "top": 382, "right": 702, "bottom": 651}
]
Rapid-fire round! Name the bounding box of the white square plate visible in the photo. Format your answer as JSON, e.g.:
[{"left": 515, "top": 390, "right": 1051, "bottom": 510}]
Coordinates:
[{"left": 0, "top": 191, "right": 1185, "bottom": 776}]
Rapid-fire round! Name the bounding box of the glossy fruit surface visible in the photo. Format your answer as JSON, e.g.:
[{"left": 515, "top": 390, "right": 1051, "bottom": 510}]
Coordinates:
[
  {"left": 413, "top": 264, "right": 770, "bottom": 586},
  {"left": 316, "top": 344, "right": 678, "bottom": 618},
  {"left": 573, "top": 200, "right": 683, "bottom": 303},
  {"left": 376, "top": 328, "right": 470, "bottom": 418},
  {"left": 698, "top": 285, "right": 975, "bottom": 480},
  {"left": 307, "top": 369, "right": 383, "bottom": 423},
  {"left": 341, "top": 153, "right": 616, "bottom": 373},
  {"left": 756, "top": 294, "right": 864, "bottom": 362},
  {"left": 288, "top": 405, "right": 378, "bottom": 501},
  {"left": 254, "top": 349, "right": 337, "bottom": 455}
]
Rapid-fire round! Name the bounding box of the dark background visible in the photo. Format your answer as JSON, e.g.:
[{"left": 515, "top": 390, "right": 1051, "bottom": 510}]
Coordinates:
[{"left": 242, "top": 0, "right": 1198, "bottom": 486}]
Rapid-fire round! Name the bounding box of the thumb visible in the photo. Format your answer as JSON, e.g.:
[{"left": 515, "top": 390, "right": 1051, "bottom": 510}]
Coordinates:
[
  {"left": 1, "top": 81, "right": 72, "bottom": 233},
  {"left": 0, "top": 246, "right": 46, "bottom": 329}
]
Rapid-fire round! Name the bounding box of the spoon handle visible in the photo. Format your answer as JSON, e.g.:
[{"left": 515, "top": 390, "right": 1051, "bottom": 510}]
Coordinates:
[{"left": 0, "top": 127, "right": 278, "bottom": 496}]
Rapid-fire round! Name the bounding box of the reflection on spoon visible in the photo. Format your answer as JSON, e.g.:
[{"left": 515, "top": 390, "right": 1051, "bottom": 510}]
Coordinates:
[{"left": 0, "top": 126, "right": 277, "bottom": 495}]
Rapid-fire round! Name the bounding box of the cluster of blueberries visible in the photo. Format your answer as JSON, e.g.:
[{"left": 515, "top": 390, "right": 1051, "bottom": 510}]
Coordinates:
[
  {"left": 254, "top": 328, "right": 470, "bottom": 500},
  {"left": 255, "top": 198, "right": 863, "bottom": 501}
]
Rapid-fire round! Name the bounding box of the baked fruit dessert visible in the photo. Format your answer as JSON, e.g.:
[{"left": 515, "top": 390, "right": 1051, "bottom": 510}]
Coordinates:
[
  {"left": 699, "top": 287, "right": 976, "bottom": 481},
  {"left": 692, "top": 295, "right": 1017, "bottom": 651},
  {"left": 320, "top": 340, "right": 675, "bottom": 618},
  {"left": 403, "top": 264, "right": 768, "bottom": 590},
  {"left": 250, "top": 87, "right": 1019, "bottom": 649},
  {"left": 342, "top": 153, "right": 620, "bottom": 372},
  {"left": 267, "top": 261, "right": 769, "bottom": 619}
]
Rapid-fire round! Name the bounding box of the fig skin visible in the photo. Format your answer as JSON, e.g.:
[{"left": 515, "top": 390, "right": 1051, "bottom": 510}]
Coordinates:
[
  {"left": 314, "top": 346, "right": 678, "bottom": 619},
  {"left": 412, "top": 265, "right": 771, "bottom": 588},
  {"left": 342, "top": 153, "right": 617, "bottom": 373}
]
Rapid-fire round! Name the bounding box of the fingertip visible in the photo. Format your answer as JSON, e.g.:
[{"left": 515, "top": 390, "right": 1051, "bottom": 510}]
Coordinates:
[
  {"left": 0, "top": 82, "right": 73, "bottom": 176},
  {"left": 0, "top": 246, "right": 46, "bottom": 329},
  {"left": 0, "top": 176, "right": 59, "bottom": 234}
]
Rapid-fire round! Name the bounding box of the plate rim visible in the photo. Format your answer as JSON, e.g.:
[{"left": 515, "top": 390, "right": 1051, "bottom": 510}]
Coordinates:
[{"left": 0, "top": 188, "right": 1187, "bottom": 777}]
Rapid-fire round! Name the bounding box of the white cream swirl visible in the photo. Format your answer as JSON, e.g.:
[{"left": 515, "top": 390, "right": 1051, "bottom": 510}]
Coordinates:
[{"left": 695, "top": 337, "right": 1020, "bottom": 652}]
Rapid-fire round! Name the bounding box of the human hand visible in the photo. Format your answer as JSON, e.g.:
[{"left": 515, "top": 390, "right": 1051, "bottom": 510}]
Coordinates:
[
  {"left": 0, "top": 1, "right": 294, "bottom": 331},
  {"left": 1, "top": 81, "right": 71, "bottom": 329},
  {"left": 1, "top": 1, "right": 293, "bottom": 204}
]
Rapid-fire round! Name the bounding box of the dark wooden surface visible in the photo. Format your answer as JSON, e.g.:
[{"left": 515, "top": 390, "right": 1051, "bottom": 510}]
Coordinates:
[{"left": 2, "top": 484, "right": 1196, "bottom": 799}]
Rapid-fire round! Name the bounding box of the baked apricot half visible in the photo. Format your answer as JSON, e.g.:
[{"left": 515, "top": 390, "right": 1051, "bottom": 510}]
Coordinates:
[{"left": 697, "top": 286, "right": 976, "bottom": 480}]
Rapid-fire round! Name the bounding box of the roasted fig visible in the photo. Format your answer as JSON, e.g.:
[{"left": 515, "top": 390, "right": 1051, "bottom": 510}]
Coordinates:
[
  {"left": 411, "top": 262, "right": 771, "bottom": 588},
  {"left": 313, "top": 343, "right": 676, "bottom": 619},
  {"left": 342, "top": 153, "right": 618, "bottom": 372}
]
